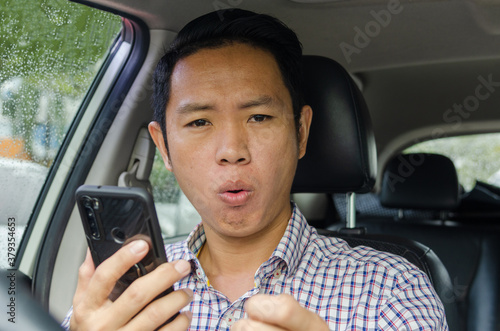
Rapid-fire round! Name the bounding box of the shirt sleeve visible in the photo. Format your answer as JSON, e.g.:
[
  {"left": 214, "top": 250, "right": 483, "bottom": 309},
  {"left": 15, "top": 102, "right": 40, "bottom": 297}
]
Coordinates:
[
  {"left": 60, "top": 306, "right": 73, "bottom": 330},
  {"left": 378, "top": 269, "right": 448, "bottom": 330}
]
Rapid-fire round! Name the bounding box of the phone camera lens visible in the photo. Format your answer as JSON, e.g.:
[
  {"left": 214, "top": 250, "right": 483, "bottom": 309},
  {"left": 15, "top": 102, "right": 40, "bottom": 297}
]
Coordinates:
[
  {"left": 82, "top": 196, "right": 92, "bottom": 208},
  {"left": 85, "top": 207, "right": 100, "bottom": 240}
]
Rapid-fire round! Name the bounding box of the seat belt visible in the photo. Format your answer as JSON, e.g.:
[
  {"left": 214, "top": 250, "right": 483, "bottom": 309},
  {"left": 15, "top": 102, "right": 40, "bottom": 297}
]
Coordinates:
[{"left": 118, "top": 127, "right": 155, "bottom": 193}]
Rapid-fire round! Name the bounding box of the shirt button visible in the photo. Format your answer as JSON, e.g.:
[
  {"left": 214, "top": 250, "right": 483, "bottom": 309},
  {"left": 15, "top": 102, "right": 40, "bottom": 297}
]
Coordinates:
[
  {"left": 274, "top": 270, "right": 282, "bottom": 278},
  {"left": 225, "top": 313, "right": 236, "bottom": 326},
  {"left": 196, "top": 269, "right": 203, "bottom": 278}
]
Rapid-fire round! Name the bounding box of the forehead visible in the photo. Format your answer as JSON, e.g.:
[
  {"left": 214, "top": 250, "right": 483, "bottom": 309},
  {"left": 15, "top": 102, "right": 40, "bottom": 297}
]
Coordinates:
[
  {"left": 175, "top": 42, "right": 280, "bottom": 75},
  {"left": 167, "top": 43, "right": 290, "bottom": 108}
]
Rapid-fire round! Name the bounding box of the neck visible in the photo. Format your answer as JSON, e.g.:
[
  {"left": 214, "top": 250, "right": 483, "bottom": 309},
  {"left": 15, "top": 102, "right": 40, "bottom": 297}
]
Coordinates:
[{"left": 197, "top": 208, "right": 291, "bottom": 301}]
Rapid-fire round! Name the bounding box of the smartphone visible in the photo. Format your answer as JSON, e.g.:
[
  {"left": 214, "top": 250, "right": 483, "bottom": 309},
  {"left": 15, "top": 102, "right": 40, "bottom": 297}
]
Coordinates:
[{"left": 75, "top": 185, "right": 173, "bottom": 302}]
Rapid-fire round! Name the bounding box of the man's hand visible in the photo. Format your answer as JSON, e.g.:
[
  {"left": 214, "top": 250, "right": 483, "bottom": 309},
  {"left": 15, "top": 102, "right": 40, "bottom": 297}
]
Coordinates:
[
  {"left": 231, "top": 294, "right": 329, "bottom": 331},
  {"left": 70, "top": 240, "right": 193, "bottom": 330}
]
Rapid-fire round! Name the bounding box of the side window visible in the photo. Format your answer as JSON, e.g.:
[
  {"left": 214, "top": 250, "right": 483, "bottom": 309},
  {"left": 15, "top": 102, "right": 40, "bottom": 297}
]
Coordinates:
[
  {"left": 0, "top": 0, "right": 121, "bottom": 267},
  {"left": 150, "top": 149, "right": 201, "bottom": 239},
  {"left": 403, "top": 133, "right": 500, "bottom": 191}
]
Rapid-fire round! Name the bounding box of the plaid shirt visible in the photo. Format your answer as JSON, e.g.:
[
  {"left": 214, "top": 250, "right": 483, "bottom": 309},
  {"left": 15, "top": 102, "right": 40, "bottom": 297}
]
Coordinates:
[{"left": 62, "top": 204, "right": 447, "bottom": 330}]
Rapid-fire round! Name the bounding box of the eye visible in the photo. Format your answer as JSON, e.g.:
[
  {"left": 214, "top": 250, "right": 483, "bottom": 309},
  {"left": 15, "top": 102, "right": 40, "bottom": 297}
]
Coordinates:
[
  {"left": 249, "top": 114, "right": 271, "bottom": 123},
  {"left": 187, "top": 119, "right": 211, "bottom": 127}
]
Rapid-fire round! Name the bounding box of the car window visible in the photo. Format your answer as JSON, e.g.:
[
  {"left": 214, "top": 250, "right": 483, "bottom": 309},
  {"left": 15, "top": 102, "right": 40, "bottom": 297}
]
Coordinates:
[
  {"left": 150, "top": 149, "right": 201, "bottom": 239},
  {"left": 0, "top": 0, "right": 121, "bottom": 268},
  {"left": 403, "top": 133, "right": 500, "bottom": 191}
]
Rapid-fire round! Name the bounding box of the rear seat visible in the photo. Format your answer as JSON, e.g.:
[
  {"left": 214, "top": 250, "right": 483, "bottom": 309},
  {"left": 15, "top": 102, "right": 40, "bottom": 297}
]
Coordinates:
[{"left": 336, "top": 153, "right": 500, "bottom": 331}]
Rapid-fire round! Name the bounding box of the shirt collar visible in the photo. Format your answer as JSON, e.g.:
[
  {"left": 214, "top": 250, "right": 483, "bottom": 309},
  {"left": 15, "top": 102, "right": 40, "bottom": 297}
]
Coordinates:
[
  {"left": 182, "top": 203, "right": 311, "bottom": 275},
  {"left": 186, "top": 221, "right": 206, "bottom": 258},
  {"left": 267, "top": 203, "right": 311, "bottom": 275}
]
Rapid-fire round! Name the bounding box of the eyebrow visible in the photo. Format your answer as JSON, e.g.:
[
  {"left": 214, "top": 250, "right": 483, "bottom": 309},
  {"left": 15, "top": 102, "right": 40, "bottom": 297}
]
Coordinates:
[
  {"left": 175, "top": 102, "right": 215, "bottom": 114},
  {"left": 174, "top": 95, "right": 279, "bottom": 114},
  {"left": 239, "top": 95, "right": 275, "bottom": 109}
]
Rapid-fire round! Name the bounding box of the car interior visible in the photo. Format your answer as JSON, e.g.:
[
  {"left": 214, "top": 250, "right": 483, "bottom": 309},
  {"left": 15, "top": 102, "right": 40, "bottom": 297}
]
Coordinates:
[{"left": 3, "top": 0, "right": 500, "bottom": 330}]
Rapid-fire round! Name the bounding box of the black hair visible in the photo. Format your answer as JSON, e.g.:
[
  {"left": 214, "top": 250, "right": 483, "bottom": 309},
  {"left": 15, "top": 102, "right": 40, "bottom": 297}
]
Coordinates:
[{"left": 151, "top": 9, "right": 304, "bottom": 151}]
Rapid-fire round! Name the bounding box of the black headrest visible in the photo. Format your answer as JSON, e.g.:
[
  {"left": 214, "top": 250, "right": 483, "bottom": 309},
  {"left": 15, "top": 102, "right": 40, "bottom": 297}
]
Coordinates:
[
  {"left": 292, "top": 56, "right": 377, "bottom": 194},
  {"left": 379, "top": 153, "right": 460, "bottom": 210}
]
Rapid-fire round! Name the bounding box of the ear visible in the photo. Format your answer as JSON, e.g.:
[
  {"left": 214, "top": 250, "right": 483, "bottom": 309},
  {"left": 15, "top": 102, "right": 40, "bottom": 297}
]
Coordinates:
[
  {"left": 148, "top": 121, "right": 173, "bottom": 172},
  {"left": 298, "top": 105, "right": 313, "bottom": 159}
]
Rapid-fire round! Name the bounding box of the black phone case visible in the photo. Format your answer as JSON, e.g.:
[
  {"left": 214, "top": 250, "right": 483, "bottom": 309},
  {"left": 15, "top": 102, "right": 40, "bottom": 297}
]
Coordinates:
[{"left": 75, "top": 185, "right": 170, "bottom": 301}]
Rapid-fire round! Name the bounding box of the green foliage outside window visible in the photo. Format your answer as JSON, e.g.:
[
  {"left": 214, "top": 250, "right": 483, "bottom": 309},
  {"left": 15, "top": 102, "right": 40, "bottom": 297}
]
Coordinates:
[{"left": 0, "top": 0, "right": 121, "bottom": 165}]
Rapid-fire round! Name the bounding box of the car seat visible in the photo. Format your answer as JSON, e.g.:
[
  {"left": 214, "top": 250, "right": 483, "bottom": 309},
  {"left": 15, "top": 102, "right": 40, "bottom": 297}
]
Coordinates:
[
  {"left": 380, "top": 153, "right": 460, "bottom": 212},
  {"left": 373, "top": 152, "right": 500, "bottom": 331},
  {"left": 292, "top": 55, "right": 460, "bottom": 330}
]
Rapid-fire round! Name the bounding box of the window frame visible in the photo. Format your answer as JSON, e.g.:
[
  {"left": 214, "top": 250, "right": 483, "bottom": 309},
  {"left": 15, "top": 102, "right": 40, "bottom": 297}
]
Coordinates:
[{"left": 11, "top": 5, "right": 150, "bottom": 309}]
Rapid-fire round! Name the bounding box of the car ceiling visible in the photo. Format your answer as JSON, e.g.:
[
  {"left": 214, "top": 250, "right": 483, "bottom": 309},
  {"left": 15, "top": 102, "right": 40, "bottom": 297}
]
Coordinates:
[{"left": 83, "top": 0, "right": 500, "bottom": 163}]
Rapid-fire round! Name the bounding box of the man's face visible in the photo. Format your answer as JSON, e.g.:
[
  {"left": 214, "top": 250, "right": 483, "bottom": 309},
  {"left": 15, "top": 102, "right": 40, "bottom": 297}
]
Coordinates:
[{"left": 150, "top": 43, "right": 312, "bottom": 240}]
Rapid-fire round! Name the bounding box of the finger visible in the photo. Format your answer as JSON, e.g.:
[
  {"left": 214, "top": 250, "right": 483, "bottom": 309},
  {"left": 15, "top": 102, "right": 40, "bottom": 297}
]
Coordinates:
[
  {"left": 70, "top": 250, "right": 97, "bottom": 330},
  {"left": 244, "top": 294, "right": 329, "bottom": 331},
  {"left": 85, "top": 240, "right": 149, "bottom": 308},
  {"left": 123, "top": 288, "right": 193, "bottom": 330},
  {"left": 111, "top": 260, "right": 193, "bottom": 327},
  {"left": 73, "top": 249, "right": 95, "bottom": 306},
  {"left": 232, "top": 318, "right": 283, "bottom": 331},
  {"left": 158, "top": 311, "right": 192, "bottom": 331}
]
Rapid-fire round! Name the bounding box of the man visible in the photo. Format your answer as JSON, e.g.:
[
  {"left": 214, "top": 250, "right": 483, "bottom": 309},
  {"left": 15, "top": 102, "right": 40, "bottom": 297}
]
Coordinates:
[{"left": 66, "top": 9, "right": 447, "bottom": 330}]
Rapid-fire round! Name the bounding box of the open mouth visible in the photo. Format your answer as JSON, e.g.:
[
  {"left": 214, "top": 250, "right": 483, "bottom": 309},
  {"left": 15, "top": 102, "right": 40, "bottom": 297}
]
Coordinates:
[
  {"left": 228, "top": 189, "right": 243, "bottom": 194},
  {"left": 218, "top": 182, "right": 254, "bottom": 206}
]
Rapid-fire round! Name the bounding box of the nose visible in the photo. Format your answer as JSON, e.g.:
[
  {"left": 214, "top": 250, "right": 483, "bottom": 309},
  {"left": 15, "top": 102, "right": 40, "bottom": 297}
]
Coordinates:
[{"left": 216, "top": 123, "right": 251, "bottom": 165}]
